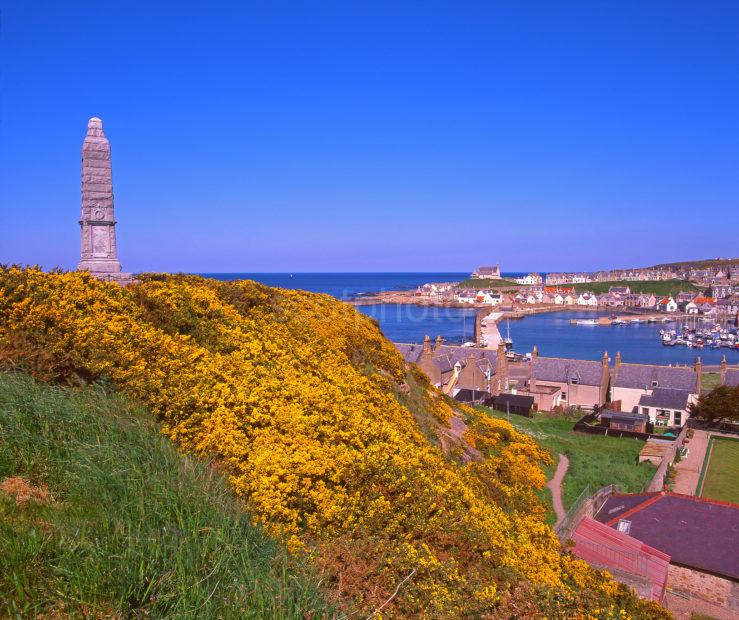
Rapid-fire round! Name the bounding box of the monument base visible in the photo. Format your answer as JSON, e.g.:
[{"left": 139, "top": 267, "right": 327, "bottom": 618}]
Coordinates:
[{"left": 85, "top": 271, "right": 134, "bottom": 285}]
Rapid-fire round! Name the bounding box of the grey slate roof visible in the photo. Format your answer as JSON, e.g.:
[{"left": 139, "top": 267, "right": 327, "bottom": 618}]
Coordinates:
[
  {"left": 595, "top": 492, "right": 739, "bottom": 581},
  {"left": 393, "top": 343, "right": 499, "bottom": 376},
  {"left": 638, "top": 388, "right": 691, "bottom": 410},
  {"left": 614, "top": 364, "right": 696, "bottom": 391},
  {"left": 395, "top": 343, "right": 423, "bottom": 364},
  {"left": 725, "top": 368, "right": 739, "bottom": 387},
  {"left": 532, "top": 357, "right": 604, "bottom": 386}
]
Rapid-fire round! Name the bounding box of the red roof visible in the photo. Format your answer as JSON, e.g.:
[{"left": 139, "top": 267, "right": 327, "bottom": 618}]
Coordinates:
[
  {"left": 693, "top": 296, "right": 716, "bottom": 305},
  {"left": 572, "top": 517, "right": 670, "bottom": 602}
]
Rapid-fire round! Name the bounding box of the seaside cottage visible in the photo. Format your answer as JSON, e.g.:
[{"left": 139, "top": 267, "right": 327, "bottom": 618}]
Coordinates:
[
  {"left": 657, "top": 297, "right": 678, "bottom": 312},
  {"left": 610, "top": 354, "right": 700, "bottom": 416},
  {"left": 625, "top": 293, "right": 657, "bottom": 308},
  {"left": 577, "top": 292, "right": 598, "bottom": 306},
  {"left": 517, "top": 350, "right": 610, "bottom": 411},
  {"left": 637, "top": 388, "right": 692, "bottom": 428},
  {"left": 608, "top": 286, "right": 631, "bottom": 296},
  {"left": 597, "top": 292, "right": 625, "bottom": 308}
]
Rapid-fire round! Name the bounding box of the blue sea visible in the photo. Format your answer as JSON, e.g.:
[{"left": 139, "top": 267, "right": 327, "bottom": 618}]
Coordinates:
[
  {"left": 203, "top": 274, "right": 737, "bottom": 366},
  {"left": 203, "top": 272, "right": 469, "bottom": 301}
]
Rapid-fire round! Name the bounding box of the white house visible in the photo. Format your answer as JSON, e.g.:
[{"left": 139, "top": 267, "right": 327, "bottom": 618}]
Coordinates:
[
  {"left": 684, "top": 301, "right": 699, "bottom": 315},
  {"left": 457, "top": 291, "right": 476, "bottom": 304},
  {"left": 475, "top": 291, "right": 503, "bottom": 305},
  {"left": 657, "top": 296, "right": 678, "bottom": 312},
  {"left": 514, "top": 273, "right": 543, "bottom": 285},
  {"left": 577, "top": 292, "right": 598, "bottom": 306},
  {"left": 553, "top": 293, "right": 564, "bottom": 305}
]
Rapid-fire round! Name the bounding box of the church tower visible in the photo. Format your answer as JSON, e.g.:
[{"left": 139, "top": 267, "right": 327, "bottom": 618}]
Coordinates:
[{"left": 78, "top": 117, "right": 125, "bottom": 276}]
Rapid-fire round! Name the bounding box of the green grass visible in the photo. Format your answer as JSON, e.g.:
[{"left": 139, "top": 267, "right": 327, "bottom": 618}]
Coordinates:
[
  {"left": 457, "top": 278, "right": 521, "bottom": 289},
  {"left": 701, "top": 372, "right": 722, "bottom": 392},
  {"left": 698, "top": 436, "right": 739, "bottom": 504},
  {"left": 571, "top": 279, "right": 697, "bottom": 297},
  {"left": 0, "top": 373, "right": 332, "bottom": 619},
  {"left": 482, "top": 409, "right": 655, "bottom": 520}
]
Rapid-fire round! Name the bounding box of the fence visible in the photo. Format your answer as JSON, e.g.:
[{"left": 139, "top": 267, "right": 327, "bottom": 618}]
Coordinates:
[
  {"left": 642, "top": 424, "right": 688, "bottom": 493},
  {"left": 555, "top": 483, "right": 620, "bottom": 543}
]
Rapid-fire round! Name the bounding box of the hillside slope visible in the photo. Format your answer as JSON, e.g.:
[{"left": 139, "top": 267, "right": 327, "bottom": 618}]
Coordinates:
[
  {"left": 0, "top": 372, "right": 331, "bottom": 618},
  {"left": 0, "top": 268, "right": 670, "bottom": 618}
]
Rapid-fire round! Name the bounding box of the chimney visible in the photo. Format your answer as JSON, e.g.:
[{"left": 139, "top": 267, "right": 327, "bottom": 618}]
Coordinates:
[
  {"left": 435, "top": 335, "right": 443, "bottom": 351},
  {"left": 694, "top": 356, "right": 702, "bottom": 396},
  {"left": 423, "top": 335, "right": 431, "bottom": 355},
  {"left": 600, "top": 351, "right": 610, "bottom": 407},
  {"left": 720, "top": 355, "right": 727, "bottom": 386},
  {"left": 495, "top": 341, "right": 508, "bottom": 395},
  {"left": 532, "top": 345, "right": 539, "bottom": 359}
]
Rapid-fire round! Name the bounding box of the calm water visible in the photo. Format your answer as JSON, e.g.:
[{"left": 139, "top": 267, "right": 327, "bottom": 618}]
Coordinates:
[
  {"left": 203, "top": 272, "right": 468, "bottom": 300},
  {"left": 200, "top": 274, "right": 736, "bottom": 365},
  {"left": 360, "top": 304, "right": 479, "bottom": 345},
  {"left": 506, "top": 311, "right": 737, "bottom": 366}
]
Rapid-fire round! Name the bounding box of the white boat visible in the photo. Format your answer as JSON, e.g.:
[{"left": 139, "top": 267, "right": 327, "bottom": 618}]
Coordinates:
[{"left": 575, "top": 319, "right": 598, "bottom": 325}]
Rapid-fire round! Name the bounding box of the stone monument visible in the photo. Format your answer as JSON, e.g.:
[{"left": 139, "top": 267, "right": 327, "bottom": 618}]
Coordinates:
[{"left": 77, "top": 117, "right": 131, "bottom": 282}]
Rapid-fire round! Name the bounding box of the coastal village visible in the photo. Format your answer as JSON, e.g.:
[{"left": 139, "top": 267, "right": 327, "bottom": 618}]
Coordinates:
[
  {"left": 392, "top": 264, "right": 739, "bottom": 619},
  {"left": 2, "top": 117, "right": 737, "bottom": 619}
]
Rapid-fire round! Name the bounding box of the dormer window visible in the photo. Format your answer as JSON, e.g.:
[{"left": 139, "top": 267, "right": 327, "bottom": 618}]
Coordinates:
[
  {"left": 651, "top": 380, "right": 658, "bottom": 388},
  {"left": 570, "top": 377, "right": 579, "bottom": 385}
]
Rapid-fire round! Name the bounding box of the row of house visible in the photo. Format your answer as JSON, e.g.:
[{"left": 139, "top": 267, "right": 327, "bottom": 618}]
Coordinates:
[
  {"left": 543, "top": 262, "right": 739, "bottom": 285},
  {"left": 394, "top": 339, "right": 733, "bottom": 430}
]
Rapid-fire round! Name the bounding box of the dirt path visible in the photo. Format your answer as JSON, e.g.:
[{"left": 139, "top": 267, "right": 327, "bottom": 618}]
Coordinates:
[{"left": 547, "top": 454, "right": 570, "bottom": 526}]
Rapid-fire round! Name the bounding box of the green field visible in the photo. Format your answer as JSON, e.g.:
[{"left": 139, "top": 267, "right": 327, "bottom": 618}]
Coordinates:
[
  {"left": 0, "top": 373, "right": 331, "bottom": 618},
  {"left": 483, "top": 409, "right": 655, "bottom": 521},
  {"left": 571, "top": 279, "right": 697, "bottom": 297},
  {"left": 698, "top": 436, "right": 739, "bottom": 504},
  {"left": 457, "top": 277, "right": 521, "bottom": 289}
]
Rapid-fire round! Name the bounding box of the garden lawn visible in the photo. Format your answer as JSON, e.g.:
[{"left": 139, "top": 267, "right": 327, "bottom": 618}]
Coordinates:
[
  {"left": 699, "top": 436, "right": 739, "bottom": 504},
  {"left": 483, "top": 409, "right": 655, "bottom": 521}
]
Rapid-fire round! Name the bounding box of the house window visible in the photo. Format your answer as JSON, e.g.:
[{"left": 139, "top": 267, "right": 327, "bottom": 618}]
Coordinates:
[
  {"left": 571, "top": 377, "right": 579, "bottom": 385},
  {"left": 674, "top": 411, "right": 682, "bottom": 426},
  {"left": 642, "top": 407, "right": 649, "bottom": 415},
  {"left": 651, "top": 380, "right": 658, "bottom": 388},
  {"left": 561, "top": 392, "right": 567, "bottom": 400}
]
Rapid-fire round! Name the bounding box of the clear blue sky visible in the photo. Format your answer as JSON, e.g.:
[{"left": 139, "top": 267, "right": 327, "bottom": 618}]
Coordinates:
[{"left": 1, "top": 1, "right": 738, "bottom": 273}]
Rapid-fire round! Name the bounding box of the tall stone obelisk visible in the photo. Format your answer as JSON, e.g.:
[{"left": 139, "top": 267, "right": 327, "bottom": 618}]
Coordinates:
[{"left": 78, "top": 117, "right": 129, "bottom": 280}]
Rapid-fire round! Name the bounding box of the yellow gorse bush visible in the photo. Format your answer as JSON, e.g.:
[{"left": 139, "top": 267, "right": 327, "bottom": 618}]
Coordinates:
[{"left": 0, "top": 268, "right": 670, "bottom": 618}]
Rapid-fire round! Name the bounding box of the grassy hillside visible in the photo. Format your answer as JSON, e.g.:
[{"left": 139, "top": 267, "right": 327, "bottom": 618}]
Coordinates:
[
  {"left": 0, "top": 268, "right": 669, "bottom": 618},
  {"left": 651, "top": 258, "right": 739, "bottom": 271},
  {"left": 0, "top": 372, "right": 330, "bottom": 618},
  {"left": 458, "top": 277, "right": 521, "bottom": 289},
  {"left": 572, "top": 279, "right": 697, "bottom": 297}
]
